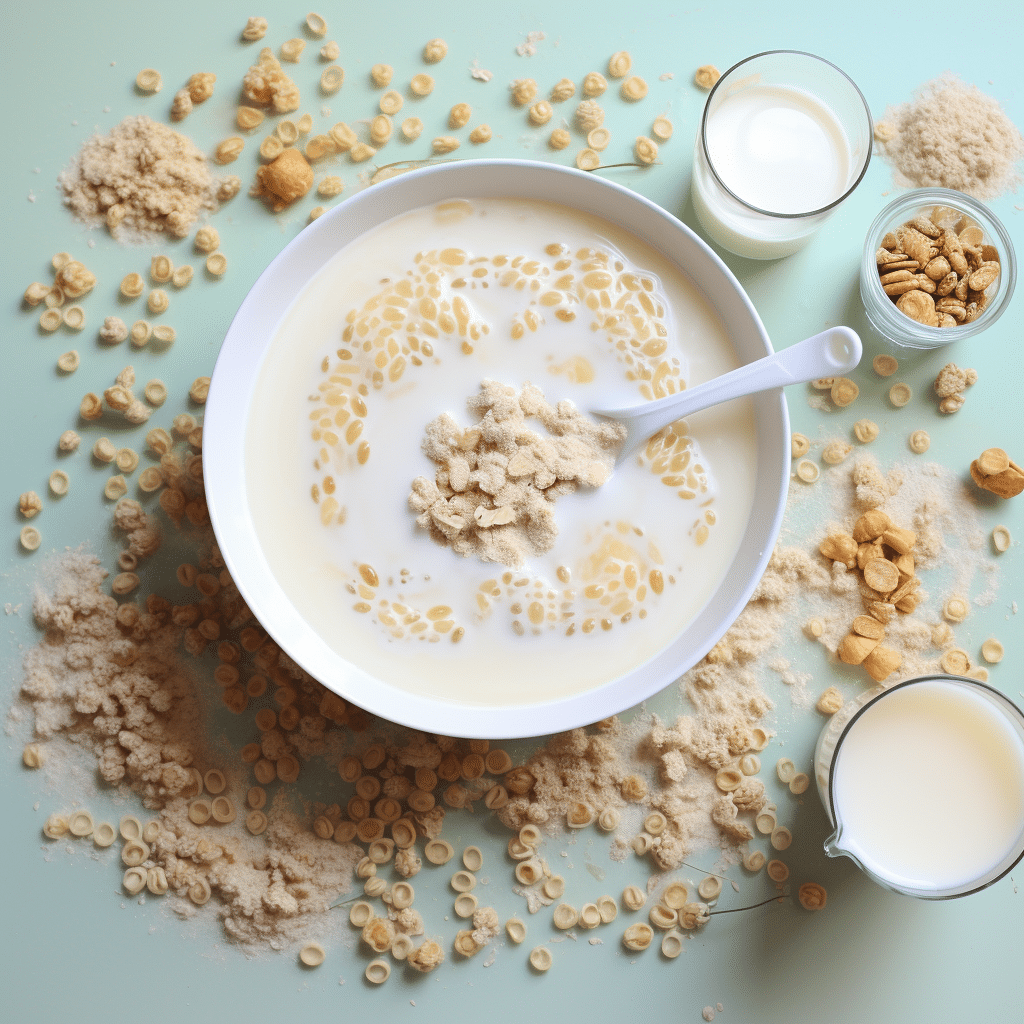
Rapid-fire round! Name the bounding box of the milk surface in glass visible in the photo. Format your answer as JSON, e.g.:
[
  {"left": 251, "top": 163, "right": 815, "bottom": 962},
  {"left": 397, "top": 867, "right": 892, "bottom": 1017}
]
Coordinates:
[
  {"left": 246, "top": 199, "right": 758, "bottom": 707},
  {"left": 831, "top": 680, "right": 1024, "bottom": 891},
  {"left": 692, "top": 84, "right": 852, "bottom": 258}
]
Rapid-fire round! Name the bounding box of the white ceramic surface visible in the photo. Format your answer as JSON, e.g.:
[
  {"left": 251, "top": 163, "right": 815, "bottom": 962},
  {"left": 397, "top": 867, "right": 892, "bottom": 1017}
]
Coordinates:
[{"left": 203, "top": 158, "right": 790, "bottom": 738}]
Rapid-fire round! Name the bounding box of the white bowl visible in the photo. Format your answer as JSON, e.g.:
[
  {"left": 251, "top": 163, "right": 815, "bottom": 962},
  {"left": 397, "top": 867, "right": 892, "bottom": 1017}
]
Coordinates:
[{"left": 204, "top": 159, "right": 789, "bottom": 738}]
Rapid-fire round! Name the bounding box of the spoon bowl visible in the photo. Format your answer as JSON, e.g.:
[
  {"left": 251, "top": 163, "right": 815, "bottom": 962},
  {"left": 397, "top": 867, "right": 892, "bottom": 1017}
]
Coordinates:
[{"left": 593, "top": 326, "right": 862, "bottom": 463}]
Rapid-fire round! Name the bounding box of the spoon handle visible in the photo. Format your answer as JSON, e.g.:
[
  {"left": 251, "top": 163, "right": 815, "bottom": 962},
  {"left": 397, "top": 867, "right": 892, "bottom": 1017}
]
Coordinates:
[{"left": 595, "top": 326, "right": 862, "bottom": 460}]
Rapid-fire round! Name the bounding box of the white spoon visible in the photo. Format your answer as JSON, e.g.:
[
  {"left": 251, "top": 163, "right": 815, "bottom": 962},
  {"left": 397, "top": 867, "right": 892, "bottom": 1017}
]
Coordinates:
[{"left": 592, "top": 326, "right": 862, "bottom": 464}]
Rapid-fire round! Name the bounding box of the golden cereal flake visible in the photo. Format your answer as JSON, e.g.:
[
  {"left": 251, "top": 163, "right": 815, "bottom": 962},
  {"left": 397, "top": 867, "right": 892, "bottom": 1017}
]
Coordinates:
[
  {"left": 432, "top": 136, "right": 460, "bottom": 154},
  {"left": 853, "top": 419, "right": 879, "bottom": 443},
  {"left": 306, "top": 12, "right": 327, "bottom": 36},
  {"left": 796, "top": 459, "right": 819, "bottom": 483},
  {"left": 873, "top": 353, "right": 898, "bottom": 376},
  {"left": 550, "top": 78, "right": 576, "bottom": 102},
  {"left": 423, "top": 38, "right": 447, "bottom": 63},
  {"left": 410, "top": 73, "right": 434, "bottom": 96},
  {"left": 798, "top": 883, "right": 827, "bottom": 910},
  {"left": 150, "top": 255, "right": 173, "bottom": 283},
  {"left": 980, "top": 639, "right": 1004, "bottom": 664},
  {"left": 791, "top": 432, "right": 810, "bottom": 458},
  {"left": 889, "top": 382, "right": 912, "bottom": 407},
  {"left": 528, "top": 946, "right": 552, "bottom": 971},
  {"left": 57, "top": 350, "right": 80, "bottom": 372},
  {"left": 151, "top": 324, "right": 176, "bottom": 345},
  {"left": 370, "top": 115, "right": 393, "bottom": 145},
  {"left": 908, "top": 429, "right": 930, "bottom": 453},
  {"left": 529, "top": 101, "right": 553, "bottom": 126},
  {"left": 135, "top": 68, "right": 162, "bottom": 93},
  {"left": 170, "top": 89, "right": 193, "bottom": 122},
  {"left": 401, "top": 117, "right": 424, "bottom": 141},
  {"left": 259, "top": 134, "right": 285, "bottom": 160},
  {"left": 206, "top": 254, "right": 228, "bottom": 276},
  {"left": 694, "top": 65, "right": 720, "bottom": 90},
  {"left": 349, "top": 142, "right": 376, "bottom": 163},
  {"left": 469, "top": 124, "right": 492, "bottom": 145},
  {"left": 39, "top": 308, "right": 62, "bottom": 332},
  {"left": 296, "top": 113, "right": 313, "bottom": 134},
  {"left": 549, "top": 128, "right": 570, "bottom": 150},
  {"left": 318, "top": 175, "right": 344, "bottom": 197},
  {"left": 187, "top": 72, "right": 216, "bottom": 103},
  {"left": 621, "top": 76, "right": 648, "bottom": 101},
  {"left": 280, "top": 39, "right": 306, "bottom": 63},
  {"left": 634, "top": 136, "right": 658, "bottom": 163},
  {"left": 992, "top": 525, "right": 1011, "bottom": 552},
  {"left": 380, "top": 89, "right": 403, "bottom": 115},
  {"left": 652, "top": 116, "right": 673, "bottom": 140},
  {"left": 587, "top": 127, "right": 611, "bottom": 151},
  {"left": 576, "top": 148, "right": 600, "bottom": 171},
  {"left": 237, "top": 105, "right": 265, "bottom": 130},
  {"left": 831, "top": 377, "right": 859, "bottom": 407},
  {"left": 171, "top": 264, "right": 194, "bottom": 288},
  {"left": 607, "top": 51, "right": 632, "bottom": 78},
  {"left": 510, "top": 78, "right": 538, "bottom": 106},
  {"left": 822, "top": 440, "right": 852, "bottom": 465},
  {"left": 320, "top": 66, "right": 344, "bottom": 93},
  {"left": 299, "top": 942, "right": 326, "bottom": 967}
]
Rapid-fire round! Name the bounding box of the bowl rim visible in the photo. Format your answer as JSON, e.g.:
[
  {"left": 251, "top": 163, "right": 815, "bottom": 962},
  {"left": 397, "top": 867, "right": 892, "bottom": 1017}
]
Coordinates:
[
  {"left": 203, "top": 157, "right": 790, "bottom": 738},
  {"left": 860, "top": 187, "right": 1017, "bottom": 348}
]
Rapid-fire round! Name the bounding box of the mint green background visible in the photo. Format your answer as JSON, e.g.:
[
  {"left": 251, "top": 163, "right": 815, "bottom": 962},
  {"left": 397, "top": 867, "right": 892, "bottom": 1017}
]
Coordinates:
[{"left": 2, "top": 2, "right": 1021, "bottom": 1022}]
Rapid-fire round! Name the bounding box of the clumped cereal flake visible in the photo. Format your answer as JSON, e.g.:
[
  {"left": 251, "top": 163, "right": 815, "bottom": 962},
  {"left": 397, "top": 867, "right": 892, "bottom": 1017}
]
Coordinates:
[
  {"left": 528, "top": 101, "right": 553, "bottom": 126},
  {"left": 510, "top": 79, "right": 538, "bottom": 106},
  {"left": 549, "top": 128, "right": 570, "bottom": 150},
  {"left": 242, "top": 16, "right": 268, "bottom": 41},
  {"left": 60, "top": 117, "right": 231, "bottom": 239},
  {"left": 550, "top": 78, "right": 575, "bottom": 102},
  {"left": 320, "top": 66, "right": 343, "bottom": 93},
  {"left": 409, "top": 381, "right": 623, "bottom": 568},
  {"left": 243, "top": 48, "right": 300, "bottom": 113},
  {"left": 969, "top": 447, "right": 1024, "bottom": 498},
  {"left": 255, "top": 148, "right": 314, "bottom": 210}
]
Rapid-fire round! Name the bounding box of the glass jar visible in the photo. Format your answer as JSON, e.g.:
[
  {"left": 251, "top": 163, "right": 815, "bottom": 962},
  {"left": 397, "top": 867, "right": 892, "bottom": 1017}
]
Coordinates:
[{"left": 860, "top": 188, "right": 1016, "bottom": 349}]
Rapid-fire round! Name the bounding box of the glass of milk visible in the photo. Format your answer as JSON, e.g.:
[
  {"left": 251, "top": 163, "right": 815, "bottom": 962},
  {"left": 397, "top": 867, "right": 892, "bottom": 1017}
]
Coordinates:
[
  {"left": 691, "top": 51, "right": 873, "bottom": 259},
  {"left": 815, "top": 675, "right": 1024, "bottom": 899}
]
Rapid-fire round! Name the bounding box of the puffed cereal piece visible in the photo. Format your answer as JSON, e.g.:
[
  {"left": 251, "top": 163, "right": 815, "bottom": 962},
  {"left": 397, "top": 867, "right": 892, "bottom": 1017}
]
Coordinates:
[
  {"left": 237, "top": 105, "right": 265, "bottom": 130},
  {"left": 256, "top": 148, "right": 314, "bottom": 210},
  {"left": 549, "top": 128, "right": 570, "bottom": 150},
  {"left": 58, "top": 429, "right": 80, "bottom": 452},
  {"left": 371, "top": 63, "right": 393, "bottom": 87},
  {"left": 694, "top": 65, "right": 720, "bottom": 90},
  {"left": 170, "top": 89, "right": 193, "bottom": 121},
  {"left": 582, "top": 72, "right": 607, "bottom": 97},
  {"left": 401, "top": 117, "right": 423, "bottom": 141},
  {"left": 550, "top": 78, "right": 576, "bottom": 102},
  {"left": 99, "top": 316, "right": 129, "bottom": 345},
  {"left": 370, "top": 115, "right": 393, "bottom": 145},
  {"left": 449, "top": 102, "right": 472, "bottom": 129},
  {"left": 529, "top": 100, "right": 553, "bottom": 126},
  {"left": 607, "top": 51, "right": 632, "bottom": 78},
  {"left": 318, "top": 176, "right": 344, "bottom": 198},
  {"left": 349, "top": 142, "right": 376, "bottom": 162},
  {"left": 510, "top": 78, "right": 538, "bottom": 106},
  {"left": 241, "top": 16, "right": 268, "bottom": 41},
  {"left": 380, "top": 89, "right": 403, "bottom": 115},
  {"left": 634, "top": 136, "right": 658, "bottom": 163},
  {"left": 136, "top": 68, "right": 162, "bottom": 93},
  {"left": 469, "top": 125, "right": 492, "bottom": 145},
  {"left": 652, "top": 116, "right": 673, "bottom": 140},
  {"left": 575, "top": 100, "right": 604, "bottom": 131},
  {"left": 188, "top": 72, "right": 216, "bottom": 103},
  {"left": 242, "top": 47, "right": 301, "bottom": 113},
  {"left": 19, "top": 491, "right": 42, "bottom": 518},
  {"left": 320, "top": 66, "right": 343, "bottom": 93},
  {"left": 410, "top": 73, "right": 434, "bottom": 96},
  {"left": 23, "top": 282, "right": 49, "bottom": 306},
  {"left": 621, "top": 76, "right": 648, "bottom": 101},
  {"left": 280, "top": 39, "right": 305, "bottom": 63},
  {"left": 56, "top": 261, "right": 96, "bottom": 299},
  {"left": 57, "top": 350, "right": 80, "bottom": 372},
  {"left": 432, "top": 136, "right": 460, "bottom": 154}
]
